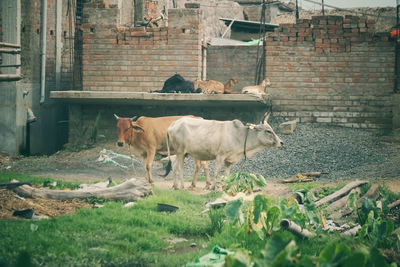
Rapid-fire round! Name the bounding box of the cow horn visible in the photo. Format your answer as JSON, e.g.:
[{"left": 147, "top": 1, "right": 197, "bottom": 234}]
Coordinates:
[
  {"left": 262, "top": 112, "right": 270, "bottom": 124},
  {"left": 131, "top": 116, "right": 138, "bottom": 122},
  {"left": 114, "top": 114, "right": 120, "bottom": 120}
]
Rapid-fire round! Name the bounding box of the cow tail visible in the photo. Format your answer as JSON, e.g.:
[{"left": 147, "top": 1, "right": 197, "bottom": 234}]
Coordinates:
[{"left": 162, "top": 132, "right": 172, "bottom": 177}]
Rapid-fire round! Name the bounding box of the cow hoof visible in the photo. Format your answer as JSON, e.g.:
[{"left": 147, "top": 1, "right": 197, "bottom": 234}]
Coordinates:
[
  {"left": 188, "top": 184, "right": 196, "bottom": 190},
  {"left": 204, "top": 184, "right": 211, "bottom": 190}
]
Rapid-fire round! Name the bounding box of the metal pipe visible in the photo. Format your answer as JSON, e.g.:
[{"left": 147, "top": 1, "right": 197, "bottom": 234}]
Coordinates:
[
  {"left": 40, "top": 0, "right": 47, "bottom": 104},
  {"left": 55, "top": 0, "right": 62, "bottom": 91},
  {"left": 322, "top": 0, "right": 325, "bottom": 16},
  {"left": 295, "top": 0, "right": 299, "bottom": 20}
]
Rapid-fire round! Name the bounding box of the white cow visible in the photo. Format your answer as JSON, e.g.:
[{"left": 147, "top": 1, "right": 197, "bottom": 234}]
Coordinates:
[{"left": 164, "top": 113, "right": 283, "bottom": 190}]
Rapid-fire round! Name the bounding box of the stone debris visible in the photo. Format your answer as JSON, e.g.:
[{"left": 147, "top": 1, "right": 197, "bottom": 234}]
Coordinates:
[{"left": 279, "top": 120, "right": 297, "bottom": 134}]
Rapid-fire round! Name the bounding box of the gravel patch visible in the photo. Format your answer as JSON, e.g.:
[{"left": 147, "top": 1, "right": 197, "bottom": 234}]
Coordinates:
[{"left": 179, "top": 121, "right": 400, "bottom": 182}]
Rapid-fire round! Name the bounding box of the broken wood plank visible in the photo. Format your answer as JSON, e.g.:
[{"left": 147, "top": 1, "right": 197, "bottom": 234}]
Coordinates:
[
  {"left": 342, "top": 225, "right": 361, "bottom": 236},
  {"left": 316, "top": 180, "right": 368, "bottom": 207},
  {"left": 357, "top": 184, "right": 380, "bottom": 206},
  {"left": 280, "top": 219, "right": 316, "bottom": 238},
  {"left": 12, "top": 178, "right": 152, "bottom": 201},
  {"left": 282, "top": 173, "right": 314, "bottom": 183},
  {"left": 326, "top": 188, "right": 360, "bottom": 212},
  {"left": 388, "top": 199, "right": 400, "bottom": 210}
]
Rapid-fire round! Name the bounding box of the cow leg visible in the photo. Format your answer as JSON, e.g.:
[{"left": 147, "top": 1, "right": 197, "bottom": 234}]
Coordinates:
[
  {"left": 202, "top": 161, "right": 211, "bottom": 190},
  {"left": 190, "top": 159, "right": 202, "bottom": 189},
  {"left": 173, "top": 154, "right": 185, "bottom": 190},
  {"left": 211, "top": 158, "right": 223, "bottom": 191},
  {"left": 145, "top": 150, "right": 156, "bottom": 184},
  {"left": 223, "top": 162, "right": 233, "bottom": 177}
]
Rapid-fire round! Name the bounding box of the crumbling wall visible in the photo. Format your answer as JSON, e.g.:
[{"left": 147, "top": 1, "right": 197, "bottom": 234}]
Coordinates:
[
  {"left": 129, "top": 0, "right": 244, "bottom": 42},
  {"left": 271, "top": 7, "right": 396, "bottom": 33},
  {"left": 81, "top": 4, "right": 202, "bottom": 92},
  {"left": 265, "top": 15, "right": 394, "bottom": 129},
  {"left": 207, "top": 46, "right": 259, "bottom": 93}
]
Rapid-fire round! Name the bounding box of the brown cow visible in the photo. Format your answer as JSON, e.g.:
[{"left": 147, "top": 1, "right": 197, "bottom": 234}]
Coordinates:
[{"left": 114, "top": 115, "right": 210, "bottom": 187}]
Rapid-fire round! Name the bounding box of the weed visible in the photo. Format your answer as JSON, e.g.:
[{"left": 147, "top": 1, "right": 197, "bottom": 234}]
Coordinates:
[
  {"left": 0, "top": 172, "right": 81, "bottom": 189},
  {"left": 208, "top": 208, "right": 225, "bottom": 234},
  {"left": 223, "top": 172, "right": 266, "bottom": 195}
]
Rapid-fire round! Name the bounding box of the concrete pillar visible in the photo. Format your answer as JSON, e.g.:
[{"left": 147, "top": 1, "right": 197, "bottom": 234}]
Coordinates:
[
  {"left": 393, "top": 94, "right": 400, "bottom": 129},
  {"left": 0, "top": 0, "right": 24, "bottom": 156}
]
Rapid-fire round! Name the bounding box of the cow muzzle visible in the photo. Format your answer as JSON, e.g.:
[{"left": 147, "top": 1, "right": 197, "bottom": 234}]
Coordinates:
[
  {"left": 117, "top": 141, "right": 124, "bottom": 147},
  {"left": 275, "top": 139, "right": 283, "bottom": 148}
]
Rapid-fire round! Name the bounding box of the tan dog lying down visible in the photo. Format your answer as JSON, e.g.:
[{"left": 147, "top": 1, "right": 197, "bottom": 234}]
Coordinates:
[
  {"left": 194, "top": 78, "right": 239, "bottom": 94},
  {"left": 241, "top": 78, "right": 271, "bottom": 96}
]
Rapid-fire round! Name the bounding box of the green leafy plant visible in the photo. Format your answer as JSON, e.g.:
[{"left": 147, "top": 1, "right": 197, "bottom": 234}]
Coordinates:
[
  {"left": 358, "top": 210, "right": 395, "bottom": 248},
  {"left": 223, "top": 172, "right": 266, "bottom": 195},
  {"left": 225, "top": 235, "right": 396, "bottom": 267},
  {"left": 223, "top": 193, "right": 319, "bottom": 241},
  {"left": 347, "top": 193, "right": 396, "bottom": 249},
  {"left": 208, "top": 208, "right": 226, "bottom": 234}
]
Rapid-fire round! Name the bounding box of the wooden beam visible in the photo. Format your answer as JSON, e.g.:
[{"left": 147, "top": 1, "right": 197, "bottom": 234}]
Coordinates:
[
  {"left": 0, "top": 42, "right": 21, "bottom": 48},
  {"left": 0, "top": 48, "right": 21, "bottom": 54},
  {"left": 0, "top": 74, "right": 22, "bottom": 81}
]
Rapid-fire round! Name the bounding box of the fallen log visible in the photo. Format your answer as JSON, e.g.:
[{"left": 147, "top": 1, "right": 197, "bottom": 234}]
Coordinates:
[
  {"left": 326, "top": 188, "right": 360, "bottom": 212},
  {"left": 388, "top": 199, "right": 400, "bottom": 210},
  {"left": 12, "top": 178, "right": 152, "bottom": 201},
  {"left": 282, "top": 173, "right": 313, "bottom": 183},
  {"left": 342, "top": 225, "right": 361, "bottom": 236},
  {"left": 357, "top": 184, "right": 380, "bottom": 205},
  {"left": 328, "top": 184, "right": 381, "bottom": 220},
  {"left": 316, "top": 180, "right": 368, "bottom": 207},
  {"left": 280, "top": 219, "right": 316, "bottom": 238}
]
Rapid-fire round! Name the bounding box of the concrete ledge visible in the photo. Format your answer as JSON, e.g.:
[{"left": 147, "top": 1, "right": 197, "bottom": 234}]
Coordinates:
[{"left": 50, "top": 91, "right": 269, "bottom": 107}]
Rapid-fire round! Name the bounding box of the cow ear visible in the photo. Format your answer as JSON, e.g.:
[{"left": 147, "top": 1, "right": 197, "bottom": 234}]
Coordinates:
[
  {"left": 262, "top": 112, "right": 270, "bottom": 124},
  {"left": 131, "top": 116, "right": 138, "bottom": 122},
  {"left": 131, "top": 122, "right": 144, "bottom": 132},
  {"left": 114, "top": 114, "right": 120, "bottom": 120}
]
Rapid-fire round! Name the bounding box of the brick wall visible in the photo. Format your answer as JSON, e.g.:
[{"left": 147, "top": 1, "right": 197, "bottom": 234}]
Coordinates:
[
  {"left": 207, "top": 45, "right": 260, "bottom": 93},
  {"left": 264, "top": 15, "right": 394, "bottom": 129},
  {"left": 20, "top": 0, "right": 75, "bottom": 154},
  {"left": 81, "top": 5, "right": 202, "bottom": 92}
]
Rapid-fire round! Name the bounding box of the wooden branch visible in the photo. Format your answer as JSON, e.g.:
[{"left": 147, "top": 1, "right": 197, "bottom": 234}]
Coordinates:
[
  {"left": 342, "top": 225, "right": 361, "bottom": 236},
  {"left": 12, "top": 178, "right": 152, "bottom": 201},
  {"left": 328, "top": 184, "right": 380, "bottom": 220},
  {"left": 388, "top": 199, "right": 400, "bottom": 210},
  {"left": 357, "top": 184, "right": 380, "bottom": 206},
  {"left": 280, "top": 219, "right": 316, "bottom": 238},
  {"left": 326, "top": 188, "right": 360, "bottom": 212},
  {"left": 316, "top": 180, "right": 368, "bottom": 207}
]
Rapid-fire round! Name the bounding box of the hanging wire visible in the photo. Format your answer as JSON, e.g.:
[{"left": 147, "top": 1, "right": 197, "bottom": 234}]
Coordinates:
[
  {"left": 302, "top": 0, "right": 393, "bottom": 19},
  {"left": 254, "top": 0, "right": 267, "bottom": 85}
]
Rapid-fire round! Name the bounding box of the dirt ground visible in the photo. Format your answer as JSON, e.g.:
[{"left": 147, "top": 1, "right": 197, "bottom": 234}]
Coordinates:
[{"left": 1, "top": 131, "right": 400, "bottom": 220}]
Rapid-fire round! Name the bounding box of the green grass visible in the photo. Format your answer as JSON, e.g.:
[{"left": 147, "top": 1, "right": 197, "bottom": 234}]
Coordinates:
[
  {"left": 0, "top": 172, "right": 83, "bottom": 190},
  {"left": 1, "top": 173, "right": 398, "bottom": 266},
  {"left": 0, "top": 185, "right": 219, "bottom": 266}
]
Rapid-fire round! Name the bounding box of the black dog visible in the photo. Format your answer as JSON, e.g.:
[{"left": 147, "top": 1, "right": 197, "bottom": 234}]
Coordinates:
[{"left": 152, "top": 74, "right": 201, "bottom": 93}]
